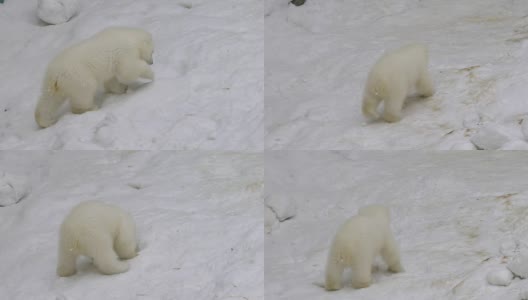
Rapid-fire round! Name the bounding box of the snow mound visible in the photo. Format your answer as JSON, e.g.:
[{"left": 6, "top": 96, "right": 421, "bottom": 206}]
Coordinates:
[
  {"left": 37, "top": 0, "right": 79, "bottom": 25},
  {"left": 486, "top": 267, "right": 513, "bottom": 286},
  {"left": 470, "top": 125, "right": 513, "bottom": 150},
  {"left": 0, "top": 172, "right": 30, "bottom": 207},
  {"left": 508, "top": 248, "right": 528, "bottom": 278}
]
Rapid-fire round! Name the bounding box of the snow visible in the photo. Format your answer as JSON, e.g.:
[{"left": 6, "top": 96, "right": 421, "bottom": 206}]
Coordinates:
[
  {"left": 509, "top": 248, "right": 528, "bottom": 279},
  {"left": 0, "top": 151, "right": 263, "bottom": 300},
  {"left": 500, "top": 140, "right": 528, "bottom": 150},
  {"left": 501, "top": 240, "right": 519, "bottom": 257},
  {"left": 265, "top": 195, "right": 297, "bottom": 222},
  {"left": 265, "top": 0, "right": 289, "bottom": 17},
  {"left": 449, "top": 141, "right": 476, "bottom": 150},
  {"left": 265, "top": 204, "right": 279, "bottom": 234},
  {"left": 521, "top": 289, "right": 528, "bottom": 300},
  {"left": 265, "top": 151, "right": 528, "bottom": 299},
  {"left": 486, "top": 267, "right": 513, "bottom": 286},
  {"left": 0, "top": 172, "right": 30, "bottom": 207},
  {"left": 470, "top": 125, "right": 512, "bottom": 150},
  {"left": 37, "top": 0, "right": 80, "bottom": 25},
  {"left": 0, "top": 0, "right": 263, "bottom": 150},
  {"left": 265, "top": 0, "right": 528, "bottom": 150},
  {"left": 264, "top": 194, "right": 296, "bottom": 234}
]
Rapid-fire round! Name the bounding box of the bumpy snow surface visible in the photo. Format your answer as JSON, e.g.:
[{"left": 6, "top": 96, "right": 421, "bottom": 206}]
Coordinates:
[
  {"left": 0, "top": 0, "right": 263, "bottom": 150},
  {"left": 265, "top": 0, "right": 528, "bottom": 150},
  {"left": 0, "top": 151, "right": 263, "bottom": 300},
  {"left": 265, "top": 151, "right": 528, "bottom": 299}
]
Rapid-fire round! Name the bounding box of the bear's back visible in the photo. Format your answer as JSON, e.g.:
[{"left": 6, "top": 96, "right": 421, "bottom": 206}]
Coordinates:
[
  {"left": 368, "top": 44, "right": 428, "bottom": 91},
  {"left": 61, "top": 201, "right": 124, "bottom": 237},
  {"left": 49, "top": 27, "right": 149, "bottom": 67}
]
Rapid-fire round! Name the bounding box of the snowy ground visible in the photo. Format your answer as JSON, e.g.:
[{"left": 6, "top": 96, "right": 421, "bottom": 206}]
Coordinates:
[
  {"left": 265, "top": 0, "right": 528, "bottom": 150},
  {"left": 0, "top": 151, "right": 263, "bottom": 300},
  {"left": 265, "top": 151, "right": 528, "bottom": 299},
  {"left": 0, "top": 0, "right": 263, "bottom": 150}
]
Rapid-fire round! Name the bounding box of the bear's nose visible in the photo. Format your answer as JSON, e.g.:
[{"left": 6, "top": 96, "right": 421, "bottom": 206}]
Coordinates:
[{"left": 148, "top": 59, "right": 153, "bottom": 65}]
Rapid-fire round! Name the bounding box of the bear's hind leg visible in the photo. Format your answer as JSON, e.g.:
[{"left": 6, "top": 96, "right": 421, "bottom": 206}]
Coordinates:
[
  {"left": 381, "top": 233, "right": 404, "bottom": 273},
  {"left": 325, "top": 258, "right": 344, "bottom": 291},
  {"left": 88, "top": 236, "right": 129, "bottom": 275},
  {"left": 115, "top": 216, "right": 137, "bottom": 260},
  {"left": 352, "top": 259, "right": 372, "bottom": 289},
  {"left": 57, "top": 241, "right": 78, "bottom": 277},
  {"left": 94, "top": 251, "right": 129, "bottom": 275},
  {"left": 69, "top": 77, "right": 98, "bottom": 114},
  {"left": 104, "top": 77, "right": 128, "bottom": 94},
  {"left": 382, "top": 88, "right": 406, "bottom": 123},
  {"left": 416, "top": 71, "right": 435, "bottom": 98}
]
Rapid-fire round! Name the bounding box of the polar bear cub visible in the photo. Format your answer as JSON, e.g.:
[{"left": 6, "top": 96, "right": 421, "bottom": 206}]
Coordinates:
[
  {"left": 325, "top": 204, "right": 403, "bottom": 290},
  {"left": 57, "top": 201, "right": 137, "bottom": 276},
  {"left": 35, "top": 27, "right": 155, "bottom": 128},
  {"left": 362, "top": 44, "right": 434, "bottom": 123}
]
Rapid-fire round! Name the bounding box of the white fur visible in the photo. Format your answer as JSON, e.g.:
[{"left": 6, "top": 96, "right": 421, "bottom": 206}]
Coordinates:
[
  {"left": 362, "top": 44, "right": 434, "bottom": 123},
  {"left": 325, "top": 205, "right": 403, "bottom": 290},
  {"left": 35, "top": 27, "right": 155, "bottom": 128},
  {"left": 57, "top": 201, "right": 137, "bottom": 276}
]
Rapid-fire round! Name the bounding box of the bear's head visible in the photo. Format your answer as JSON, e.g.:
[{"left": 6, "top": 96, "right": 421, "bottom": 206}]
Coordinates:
[
  {"left": 358, "top": 204, "right": 390, "bottom": 222},
  {"left": 139, "top": 34, "right": 154, "bottom": 65}
]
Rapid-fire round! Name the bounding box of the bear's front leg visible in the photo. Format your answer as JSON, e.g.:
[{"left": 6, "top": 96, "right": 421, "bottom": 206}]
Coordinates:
[
  {"left": 416, "top": 71, "right": 435, "bottom": 98},
  {"left": 351, "top": 259, "right": 372, "bottom": 289},
  {"left": 69, "top": 77, "right": 98, "bottom": 114},
  {"left": 325, "top": 258, "right": 344, "bottom": 291},
  {"left": 104, "top": 77, "right": 128, "bottom": 94},
  {"left": 382, "top": 88, "right": 406, "bottom": 123},
  {"left": 114, "top": 216, "right": 138, "bottom": 260},
  {"left": 57, "top": 244, "right": 77, "bottom": 277},
  {"left": 382, "top": 233, "right": 404, "bottom": 273}
]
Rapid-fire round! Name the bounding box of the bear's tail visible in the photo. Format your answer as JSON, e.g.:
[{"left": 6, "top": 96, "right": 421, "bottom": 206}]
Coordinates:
[{"left": 35, "top": 77, "right": 66, "bottom": 128}]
